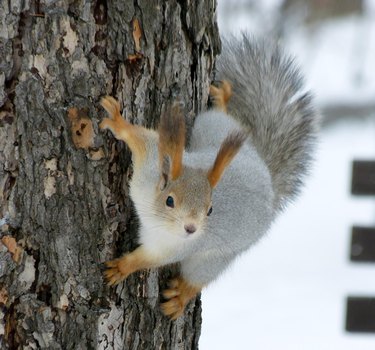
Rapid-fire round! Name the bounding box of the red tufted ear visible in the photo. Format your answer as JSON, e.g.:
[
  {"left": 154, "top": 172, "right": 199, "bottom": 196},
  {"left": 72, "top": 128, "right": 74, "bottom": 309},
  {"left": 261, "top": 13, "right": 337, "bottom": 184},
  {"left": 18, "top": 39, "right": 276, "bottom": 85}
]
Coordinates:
[
  {"left": 158, "top": 104, "right": 186, "bottom": 182},
  {"left": 207, "top": 131, "right": 247, "bottom": 188}
]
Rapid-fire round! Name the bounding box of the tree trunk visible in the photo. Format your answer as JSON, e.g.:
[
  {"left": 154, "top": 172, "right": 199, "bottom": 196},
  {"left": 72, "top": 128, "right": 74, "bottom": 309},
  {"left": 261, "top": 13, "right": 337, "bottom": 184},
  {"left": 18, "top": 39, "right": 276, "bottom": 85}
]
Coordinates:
[{"left": 0, "top": 1, "right": 220, "bottom": 349}]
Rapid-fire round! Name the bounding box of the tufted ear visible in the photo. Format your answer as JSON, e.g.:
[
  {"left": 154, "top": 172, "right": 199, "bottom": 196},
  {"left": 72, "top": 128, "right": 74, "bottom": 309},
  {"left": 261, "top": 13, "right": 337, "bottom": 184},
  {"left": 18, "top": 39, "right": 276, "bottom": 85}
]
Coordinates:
[
  {"left": 159, "top": 155, "right": 171, "bottom": 190},
  {"left": 158, "top": 104, "right": 186, "bottom": 184},
  {"left": 207, "top": 131, "right": 247, "bottom": 188}
]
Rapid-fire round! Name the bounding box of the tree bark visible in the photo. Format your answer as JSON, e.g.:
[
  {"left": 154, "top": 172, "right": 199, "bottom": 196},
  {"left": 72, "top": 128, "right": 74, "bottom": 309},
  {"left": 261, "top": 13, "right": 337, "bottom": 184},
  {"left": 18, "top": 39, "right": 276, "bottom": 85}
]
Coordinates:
[{"left": 0, "top": 1, "right": 220, "bottom": 349}]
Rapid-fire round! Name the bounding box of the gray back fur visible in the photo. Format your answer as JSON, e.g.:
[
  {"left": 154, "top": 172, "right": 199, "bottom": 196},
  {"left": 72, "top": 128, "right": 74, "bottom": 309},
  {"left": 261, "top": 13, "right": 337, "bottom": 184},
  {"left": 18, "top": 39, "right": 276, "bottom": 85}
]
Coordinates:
[
  {"left": 217, "top": 34, "right": 319, "bottom": 211},
  {"left": 182, "top": 110, "right": 275, "bottom": 285}
]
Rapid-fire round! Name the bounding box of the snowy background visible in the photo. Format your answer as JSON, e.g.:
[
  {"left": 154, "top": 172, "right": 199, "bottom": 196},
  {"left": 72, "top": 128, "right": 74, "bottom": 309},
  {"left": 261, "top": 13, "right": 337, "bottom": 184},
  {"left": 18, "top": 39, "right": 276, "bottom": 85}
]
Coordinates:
[{"left": 200, "top": 0, "right": 375, "bottom": 349}]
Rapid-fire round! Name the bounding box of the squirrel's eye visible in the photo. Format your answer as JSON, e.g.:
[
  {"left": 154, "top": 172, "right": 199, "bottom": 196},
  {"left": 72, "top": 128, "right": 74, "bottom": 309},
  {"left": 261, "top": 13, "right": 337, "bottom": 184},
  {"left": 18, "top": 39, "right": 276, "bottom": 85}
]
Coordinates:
[
  {"left": 207, "top": 207, "right": 213, "bottom": 216},
  {"left": 166, "top": 196, "right": 174, "bottom": 208}
]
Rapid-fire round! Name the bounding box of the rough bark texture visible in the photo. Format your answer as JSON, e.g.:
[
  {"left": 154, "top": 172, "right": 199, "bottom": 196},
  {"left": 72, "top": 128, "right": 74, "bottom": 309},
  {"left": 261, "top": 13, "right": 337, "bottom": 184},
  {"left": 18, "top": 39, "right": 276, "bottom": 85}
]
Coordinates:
[{"left": 0, "top": 1, "right": 220, "bottom": 349}]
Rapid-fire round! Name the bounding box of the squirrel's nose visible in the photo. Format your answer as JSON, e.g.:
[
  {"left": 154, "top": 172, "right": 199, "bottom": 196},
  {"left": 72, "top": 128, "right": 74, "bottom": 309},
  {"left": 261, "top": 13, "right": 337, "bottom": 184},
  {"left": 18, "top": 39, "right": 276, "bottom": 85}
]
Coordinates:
[{"left": 184, "top": 224, "right": 197, "bottom": 234}]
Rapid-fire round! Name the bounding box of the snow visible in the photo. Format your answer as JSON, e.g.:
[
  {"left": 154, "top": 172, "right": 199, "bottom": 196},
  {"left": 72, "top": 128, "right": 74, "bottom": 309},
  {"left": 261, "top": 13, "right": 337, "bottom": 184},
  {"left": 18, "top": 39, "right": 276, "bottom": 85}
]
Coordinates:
[{"left": 200, "top": 1, "right": 375, "bottom": 349}]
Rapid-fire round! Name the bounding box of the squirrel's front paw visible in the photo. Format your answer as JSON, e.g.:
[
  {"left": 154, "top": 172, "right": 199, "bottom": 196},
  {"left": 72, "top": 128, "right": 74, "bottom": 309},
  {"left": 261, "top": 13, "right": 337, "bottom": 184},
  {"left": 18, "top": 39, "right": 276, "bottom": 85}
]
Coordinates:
[
  {"left": 104, "top": 257, "right": 129, "bottom": 286},
  {"left": 161, "top": 278, "right": 201, "bottom": 320},
  {"left": 99, "top": 96, "right": 119, "bottom": 131},
  {"left": 99, "top": 96, "right": 130, "bottom": 139},
  {"left": 100, "top": 96, "right": 121, "bottom": 119}
]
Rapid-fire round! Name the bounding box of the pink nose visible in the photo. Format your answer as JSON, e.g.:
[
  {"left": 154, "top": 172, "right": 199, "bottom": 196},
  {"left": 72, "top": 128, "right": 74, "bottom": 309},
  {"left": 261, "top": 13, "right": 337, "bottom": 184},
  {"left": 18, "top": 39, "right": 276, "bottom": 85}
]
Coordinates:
[{"left": 184, "top": 224, "right": 197, "bottom": 234}]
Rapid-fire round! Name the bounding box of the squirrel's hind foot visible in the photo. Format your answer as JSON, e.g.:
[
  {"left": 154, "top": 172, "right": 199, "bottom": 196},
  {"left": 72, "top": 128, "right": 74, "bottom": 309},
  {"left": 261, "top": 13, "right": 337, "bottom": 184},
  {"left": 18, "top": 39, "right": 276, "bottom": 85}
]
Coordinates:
[
  {"left": 209, "top": 80, "right": 232, "bottom": 113},
  {"left": 161, "top": 277, "right": 201, "bottom": 320}
]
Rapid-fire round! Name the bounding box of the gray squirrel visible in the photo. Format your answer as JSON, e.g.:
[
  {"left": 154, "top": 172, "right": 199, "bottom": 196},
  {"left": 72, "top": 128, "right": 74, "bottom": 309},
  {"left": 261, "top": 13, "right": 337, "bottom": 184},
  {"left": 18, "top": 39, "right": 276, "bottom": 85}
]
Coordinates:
[{"left": 99, "top": 34, "right": 319, "bottom": 320}]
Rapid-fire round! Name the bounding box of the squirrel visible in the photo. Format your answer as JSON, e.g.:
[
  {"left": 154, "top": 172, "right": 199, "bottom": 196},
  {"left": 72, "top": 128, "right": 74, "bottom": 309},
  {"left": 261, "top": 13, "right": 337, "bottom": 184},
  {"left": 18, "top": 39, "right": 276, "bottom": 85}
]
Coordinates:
[{"left": 99, "top": 34, "right": 319, "bottom": 320}]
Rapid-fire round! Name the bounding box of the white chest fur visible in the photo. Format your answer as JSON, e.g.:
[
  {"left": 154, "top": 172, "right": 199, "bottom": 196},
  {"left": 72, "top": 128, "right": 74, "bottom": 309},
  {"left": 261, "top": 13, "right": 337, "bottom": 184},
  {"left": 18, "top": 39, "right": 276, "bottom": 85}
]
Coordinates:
[{"left": 138, "top": 219, "right": 190, "bottom": 264}]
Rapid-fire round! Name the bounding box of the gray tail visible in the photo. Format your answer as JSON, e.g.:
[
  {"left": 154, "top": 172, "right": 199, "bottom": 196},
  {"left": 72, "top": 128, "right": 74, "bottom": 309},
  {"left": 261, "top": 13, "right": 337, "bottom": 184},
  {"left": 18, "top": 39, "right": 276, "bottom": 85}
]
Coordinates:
[{"left": 217, "top": 34, "right": 319, "bottom": 211}]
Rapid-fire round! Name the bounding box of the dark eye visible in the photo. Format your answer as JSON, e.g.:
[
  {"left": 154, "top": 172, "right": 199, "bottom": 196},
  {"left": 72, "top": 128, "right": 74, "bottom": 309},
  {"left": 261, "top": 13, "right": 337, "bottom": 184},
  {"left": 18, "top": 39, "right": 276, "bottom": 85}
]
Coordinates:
[
  {"left": 166, "top": 196, "right": 174, "bottom": 208},
  {"left": 207, "top": 207, "right": 213, "bottom": 216}
]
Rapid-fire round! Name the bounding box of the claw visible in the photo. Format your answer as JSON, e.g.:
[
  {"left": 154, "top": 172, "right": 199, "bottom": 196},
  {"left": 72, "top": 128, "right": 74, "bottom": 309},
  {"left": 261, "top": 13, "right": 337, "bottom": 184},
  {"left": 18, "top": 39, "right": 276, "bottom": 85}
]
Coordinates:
[
  {"left": 105, "top": 259, "right": 120, "bottom": 268},
  {"left": 104, "top": 268, "right": 117, "bottom": 279},
  {"left": 107, "top": 273, "right": 123, "bottom": 286},
  {"left": 162, "top": 288, "right": 180, "bottom": 299},
  {"left": 161, "top": 299, "right": 184, "bottom": 320}
]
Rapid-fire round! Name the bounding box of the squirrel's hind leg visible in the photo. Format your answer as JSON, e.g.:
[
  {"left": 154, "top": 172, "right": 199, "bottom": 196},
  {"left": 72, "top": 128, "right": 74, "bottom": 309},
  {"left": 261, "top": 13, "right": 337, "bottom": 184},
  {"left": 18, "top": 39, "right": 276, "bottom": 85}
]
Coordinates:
[
  {"left": 100, "top": 96, "right": 150, "bottom": 165},
  {"left": 209, "top": 80, "right": 232, "bottom": 113},
  {"left": 161, "top": 277, "right": 202, "bottom": 320}
]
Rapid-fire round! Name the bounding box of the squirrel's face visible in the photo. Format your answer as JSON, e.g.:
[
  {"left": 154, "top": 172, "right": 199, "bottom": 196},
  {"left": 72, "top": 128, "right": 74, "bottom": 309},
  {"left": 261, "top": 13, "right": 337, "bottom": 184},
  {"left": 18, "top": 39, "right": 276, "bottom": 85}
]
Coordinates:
[
  {"left": 154, "top": 166, "right": 213, "bottom": 238},
  {"left": 155, "top": 103, "right": 246, "bottom": 238}
]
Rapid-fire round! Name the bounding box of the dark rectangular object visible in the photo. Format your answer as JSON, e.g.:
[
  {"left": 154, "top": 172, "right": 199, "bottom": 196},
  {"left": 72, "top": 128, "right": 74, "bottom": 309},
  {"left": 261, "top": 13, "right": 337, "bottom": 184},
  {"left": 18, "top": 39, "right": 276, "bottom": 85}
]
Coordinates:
[
  {"left": 351, "top": 160, "right": 375, "bottom": 195},
  {"left": 346, "top": 297, "right": 375, "bottom": 333},
  {"left": 350, "top": 226, "right": 375, "bottom": 262}
]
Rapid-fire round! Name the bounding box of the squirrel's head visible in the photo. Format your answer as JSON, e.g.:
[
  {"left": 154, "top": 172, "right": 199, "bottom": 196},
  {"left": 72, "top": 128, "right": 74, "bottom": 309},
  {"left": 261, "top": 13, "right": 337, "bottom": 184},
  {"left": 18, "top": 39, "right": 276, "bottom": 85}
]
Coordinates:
[{"left": 154, "top": 104, "right": 247, "bottom": 239}]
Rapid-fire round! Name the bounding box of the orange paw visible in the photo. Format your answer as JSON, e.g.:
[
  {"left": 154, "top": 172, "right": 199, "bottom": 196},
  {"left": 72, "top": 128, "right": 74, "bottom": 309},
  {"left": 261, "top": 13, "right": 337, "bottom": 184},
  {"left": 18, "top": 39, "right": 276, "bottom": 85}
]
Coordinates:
[
  {"left": 209, "top": 80, "right": 232, "bottom": 113},
  {"left": 100, "top": 96, "right": 121, "bottom": 120},
  {"left": 161, "top": 278, "right": 201, "bottom": 320},
  {"left": 99, "top": 96, "right": 128, "bottom": 135},
  {"left": 104, "top": 247, "right": 157, "bottom": 287},
  {"left": 104, "top": 257, "right": 129, "bottom": 286}
]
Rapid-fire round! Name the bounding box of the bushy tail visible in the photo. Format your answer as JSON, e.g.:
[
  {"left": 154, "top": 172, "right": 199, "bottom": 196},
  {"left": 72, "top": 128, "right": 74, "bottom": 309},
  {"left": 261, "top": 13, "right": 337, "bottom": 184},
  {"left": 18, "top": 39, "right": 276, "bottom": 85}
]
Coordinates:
[{"left": 217, "top": 34, "right": 319, "bottom": 211}]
